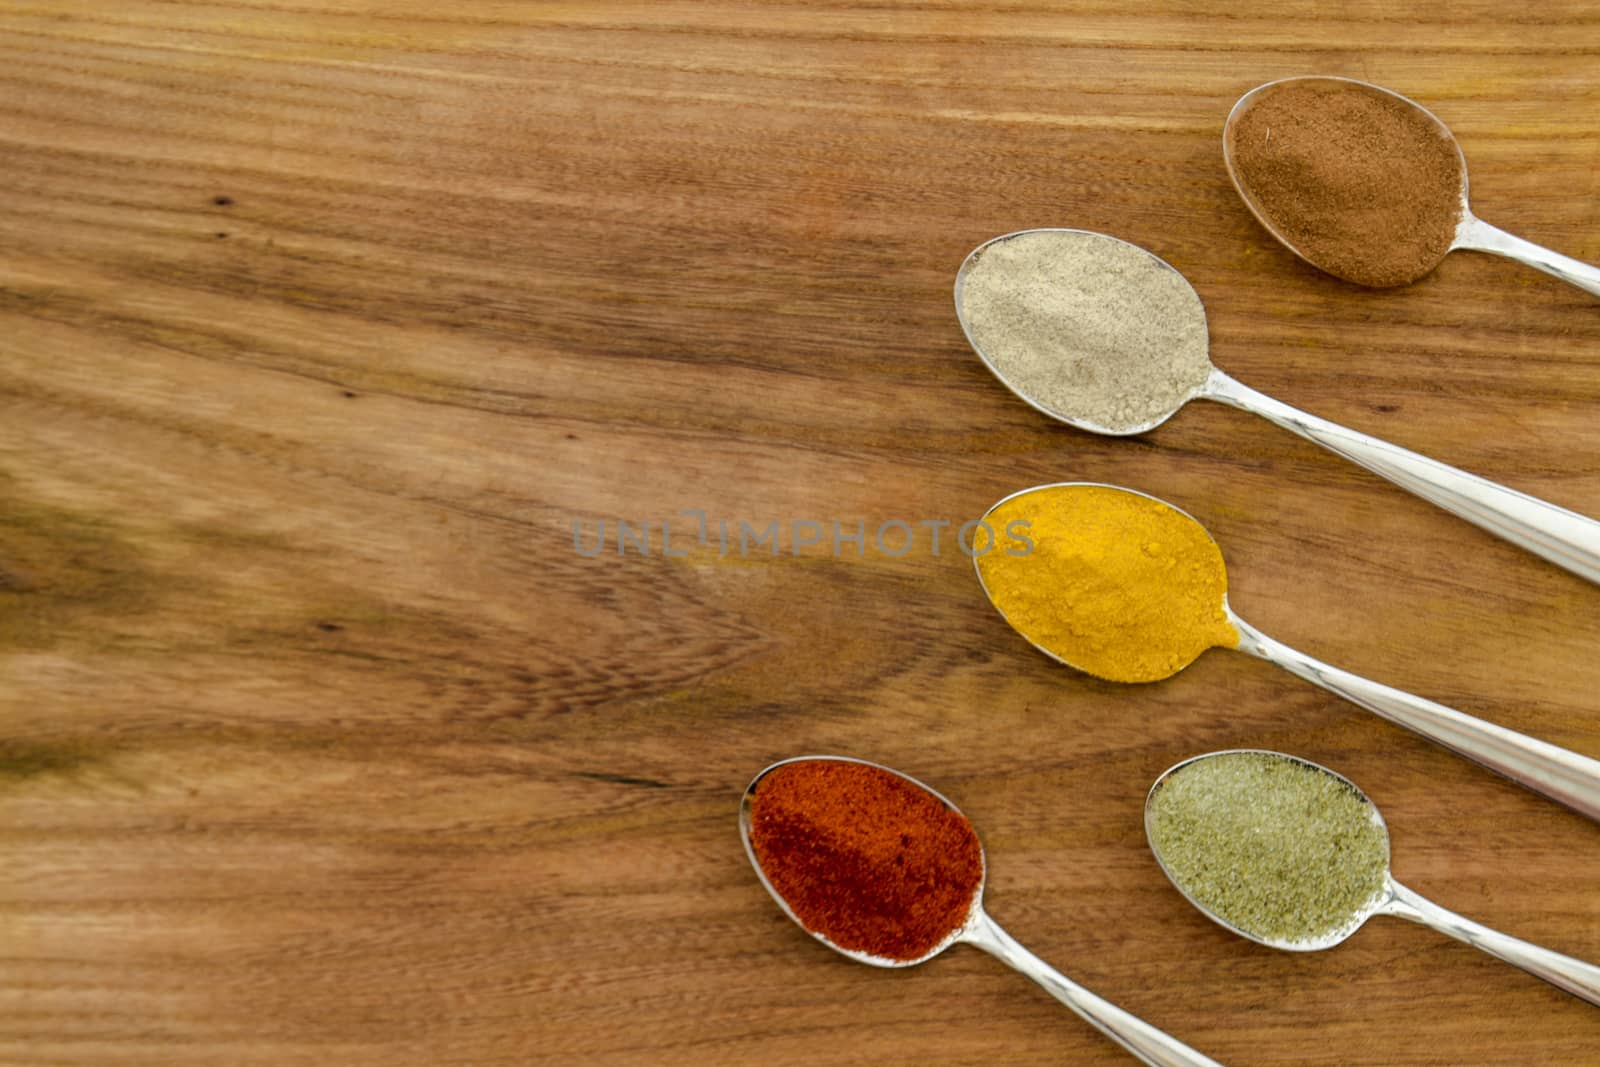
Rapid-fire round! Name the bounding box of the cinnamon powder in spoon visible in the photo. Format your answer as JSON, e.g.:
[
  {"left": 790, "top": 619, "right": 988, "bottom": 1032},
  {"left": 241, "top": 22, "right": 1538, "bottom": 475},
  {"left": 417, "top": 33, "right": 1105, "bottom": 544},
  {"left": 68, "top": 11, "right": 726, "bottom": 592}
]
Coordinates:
[{"left": 1228, "top": 79, "right": 1464, "bottom": 287}]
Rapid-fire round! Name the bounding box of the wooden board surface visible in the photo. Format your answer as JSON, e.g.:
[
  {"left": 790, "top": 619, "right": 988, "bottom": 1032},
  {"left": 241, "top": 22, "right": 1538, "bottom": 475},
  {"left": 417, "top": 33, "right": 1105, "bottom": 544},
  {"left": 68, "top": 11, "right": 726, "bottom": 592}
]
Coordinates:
[{"left": 2, "top": 3, "right": 1598, "bottom": 1064}]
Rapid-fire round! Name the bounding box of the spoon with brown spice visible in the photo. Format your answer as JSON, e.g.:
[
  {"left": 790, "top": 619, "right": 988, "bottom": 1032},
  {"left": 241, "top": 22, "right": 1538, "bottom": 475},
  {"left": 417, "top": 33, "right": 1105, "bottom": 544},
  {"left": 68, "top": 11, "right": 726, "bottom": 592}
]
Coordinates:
[
  {"left": 741, "top": 756, "right": 1226, "bottom": 1067},
  {"left": 955, "top": 229, "right": 1600, "bottom": 585},
  {"left": 1225, "top": 75, "right": 1600, "bottom": 296},
  {"left": 1146, "top": 750, "right": 1600, "bottom": 1005}
]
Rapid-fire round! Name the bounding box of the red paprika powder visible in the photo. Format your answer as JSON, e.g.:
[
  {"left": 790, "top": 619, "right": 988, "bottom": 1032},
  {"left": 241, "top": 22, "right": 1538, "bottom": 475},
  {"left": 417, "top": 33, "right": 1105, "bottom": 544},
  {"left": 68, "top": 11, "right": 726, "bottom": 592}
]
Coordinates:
[{"left": 745, "top": 758, "right": 984, "bottom": 961}]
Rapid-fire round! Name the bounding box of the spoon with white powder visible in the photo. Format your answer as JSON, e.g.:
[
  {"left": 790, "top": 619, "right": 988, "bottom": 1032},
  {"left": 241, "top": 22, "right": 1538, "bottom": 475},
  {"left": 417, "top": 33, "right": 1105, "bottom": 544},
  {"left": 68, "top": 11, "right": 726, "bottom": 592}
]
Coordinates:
[{"left": 954, "top": 228, "right": 1600, "bottom": 586}]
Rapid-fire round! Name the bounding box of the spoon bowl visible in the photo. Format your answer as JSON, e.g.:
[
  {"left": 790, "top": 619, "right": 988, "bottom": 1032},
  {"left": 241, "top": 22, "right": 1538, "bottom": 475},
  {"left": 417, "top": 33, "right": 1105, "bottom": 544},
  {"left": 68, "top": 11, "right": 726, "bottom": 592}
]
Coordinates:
[
  {"left": 1144, "top": 750, "right": 1600, "bottom": 1004},
  {"left": 1223, "top": 75, "right": 1600, "bottom": 296},
  {"left": 974, "top": 482, "right": 1600, "bottom": 820},
  {"left": 973, "top": 482, "right": 1236, "bottom": 684},
  {"left": 741, "top": 755, "right": 1224, "bottom": 1066},
  {"left": 953, "top": 228, "right": 1209, "bottom": 436},
  {"left": 1145, "top": 750, "right": 1392, "bottom": 952},
  {"left": 739, "top": 755, "right": 982, "bottom": 968},
  {"left": 1222, "top": 75, "right": 1468, "bottom": 287}
]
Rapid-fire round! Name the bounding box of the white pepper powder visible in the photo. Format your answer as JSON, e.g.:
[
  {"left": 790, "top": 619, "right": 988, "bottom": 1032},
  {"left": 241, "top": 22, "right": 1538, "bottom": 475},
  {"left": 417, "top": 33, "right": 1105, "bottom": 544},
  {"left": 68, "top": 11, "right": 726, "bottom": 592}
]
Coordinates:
[{"left": 958, "top": 230, "right": 1213, "bottom": 433}]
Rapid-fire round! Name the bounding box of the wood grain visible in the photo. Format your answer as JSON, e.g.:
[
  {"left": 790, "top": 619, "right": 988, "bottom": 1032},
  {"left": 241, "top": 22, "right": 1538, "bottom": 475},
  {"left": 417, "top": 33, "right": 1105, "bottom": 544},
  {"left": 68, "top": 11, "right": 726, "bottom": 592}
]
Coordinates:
[{"left": 2, "top": 3, "right": 1597, "bottom": 1064}]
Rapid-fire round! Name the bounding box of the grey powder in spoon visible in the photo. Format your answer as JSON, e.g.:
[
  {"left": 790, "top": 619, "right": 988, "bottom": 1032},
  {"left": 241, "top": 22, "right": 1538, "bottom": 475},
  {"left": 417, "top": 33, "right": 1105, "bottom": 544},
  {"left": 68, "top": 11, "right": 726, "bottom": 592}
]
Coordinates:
[{"left": 959, "top": 230, "right": 1212, "bottom": 433}]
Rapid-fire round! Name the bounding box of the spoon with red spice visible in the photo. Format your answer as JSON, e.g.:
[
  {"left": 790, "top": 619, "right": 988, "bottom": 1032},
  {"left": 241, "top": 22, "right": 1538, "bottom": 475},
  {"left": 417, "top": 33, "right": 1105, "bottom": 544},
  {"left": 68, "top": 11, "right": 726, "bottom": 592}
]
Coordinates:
[
  {"left": 740, "top": 756, "right": 1225, "bottom": 1067},
  {"left": 1225, "top": 75, "right": 1600, "bottom": 296}
]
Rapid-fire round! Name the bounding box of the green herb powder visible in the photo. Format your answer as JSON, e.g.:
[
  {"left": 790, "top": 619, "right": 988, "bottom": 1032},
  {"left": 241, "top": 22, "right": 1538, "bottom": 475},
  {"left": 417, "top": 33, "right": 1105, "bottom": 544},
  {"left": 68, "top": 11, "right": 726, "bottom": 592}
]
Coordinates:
[{"left": 1146, "top": 751, "right": 1389, "bottom": 944}]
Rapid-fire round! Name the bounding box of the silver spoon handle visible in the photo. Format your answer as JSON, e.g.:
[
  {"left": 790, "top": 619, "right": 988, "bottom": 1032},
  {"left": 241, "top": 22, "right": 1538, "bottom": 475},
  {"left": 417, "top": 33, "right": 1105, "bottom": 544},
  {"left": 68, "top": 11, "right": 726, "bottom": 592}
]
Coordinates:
[
  {"left": 1202, "top": 369, "right": 1600, "bottom": 585},
  {"left": 1453, "top": 215, "right": 1600, "bottom": 298},
  {"left": 962, "top": 911, "right": 1225, "bottom": 1067},
  {"left": 1232, "top": 616, "right": 1600, "bottom": 822},
  {"left": 1381, "top": 878, "right": 1600, "bottom": 1006}
]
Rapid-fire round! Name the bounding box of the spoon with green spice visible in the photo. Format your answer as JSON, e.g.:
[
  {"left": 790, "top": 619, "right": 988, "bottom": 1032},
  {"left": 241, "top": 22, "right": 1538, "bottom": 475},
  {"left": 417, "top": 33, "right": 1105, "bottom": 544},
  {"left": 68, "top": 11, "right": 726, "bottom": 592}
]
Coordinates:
[
  {"left": 975, "top": 482, "right": 1600, "bottom": 823},
  {"left": 1145, "top": 750, "right": 1600, "bottom": 1005},
  {"left": 741, "top": 756, "right": 1226, "bottom": 1067},
  {"left": 954, "top": 228, "right": 1600, "bottom": 585}
]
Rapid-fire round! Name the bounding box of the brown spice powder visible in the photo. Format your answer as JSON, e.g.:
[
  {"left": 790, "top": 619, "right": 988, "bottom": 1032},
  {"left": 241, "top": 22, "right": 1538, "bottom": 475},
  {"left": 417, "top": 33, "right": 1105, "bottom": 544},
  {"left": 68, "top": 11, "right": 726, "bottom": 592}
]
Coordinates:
[
  {"left": 1228, "top": 79, "right": 1464, "bottom": 287},
  {"left": 747, "top": 759, "right": 983, "bottom": 961}
]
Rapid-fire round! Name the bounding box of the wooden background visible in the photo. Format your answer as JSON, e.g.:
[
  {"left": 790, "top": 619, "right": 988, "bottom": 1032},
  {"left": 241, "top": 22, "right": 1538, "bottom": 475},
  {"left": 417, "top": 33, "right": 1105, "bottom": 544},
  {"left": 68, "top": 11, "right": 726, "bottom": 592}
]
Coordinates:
[{"left": 2, "top": 3, "right": 1597, "bottom": 1064}]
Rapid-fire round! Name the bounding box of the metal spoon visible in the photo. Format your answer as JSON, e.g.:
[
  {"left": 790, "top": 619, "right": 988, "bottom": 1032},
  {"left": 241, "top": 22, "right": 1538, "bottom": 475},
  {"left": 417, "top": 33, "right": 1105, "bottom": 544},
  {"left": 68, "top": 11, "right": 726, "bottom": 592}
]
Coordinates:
[
  {"left": 953, "top": 228, "right": 1600, "bottom": 585},
  {"left": 1225, "top": 75, "right": 1600, "bottom": 298},
  {"left": 741, "top": 755, "right": 1225, "bottom": 1067},
  {"left": 974, "top": 482, "right": 1600, "bottom": 822},
  {"left": 1146, "top": 749, "right": 1600, "bottom": 1005}
]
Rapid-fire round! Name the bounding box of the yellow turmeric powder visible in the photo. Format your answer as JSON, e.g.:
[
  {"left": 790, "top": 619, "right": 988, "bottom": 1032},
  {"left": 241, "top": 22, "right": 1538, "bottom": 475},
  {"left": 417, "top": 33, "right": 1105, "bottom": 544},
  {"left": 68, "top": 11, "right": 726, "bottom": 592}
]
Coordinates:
[{"left": 976, "top": 484, "right": 1238, "bottom": 683}]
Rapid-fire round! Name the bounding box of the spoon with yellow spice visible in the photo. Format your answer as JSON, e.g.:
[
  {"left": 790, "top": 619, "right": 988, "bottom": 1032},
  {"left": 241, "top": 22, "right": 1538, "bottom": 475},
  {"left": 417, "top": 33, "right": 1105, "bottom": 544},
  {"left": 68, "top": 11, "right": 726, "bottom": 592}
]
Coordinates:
[{"left": 974, "top": 483, "right": 1600, "bottom": 822}]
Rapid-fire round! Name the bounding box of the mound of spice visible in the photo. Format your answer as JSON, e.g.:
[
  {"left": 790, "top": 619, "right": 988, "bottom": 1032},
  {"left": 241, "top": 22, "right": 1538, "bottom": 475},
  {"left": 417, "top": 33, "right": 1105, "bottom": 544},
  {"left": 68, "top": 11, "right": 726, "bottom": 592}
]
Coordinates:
[
  {"left": 1146, "top": 751, "right": 1389, "bottom": 945},
  {"left": 1227, "top": 78, "right": 1464, "bottom": 287},
  {"left": 745, "top": 759, "right": 983, "bottom": 961},
  {"left": 959, "top": 230, "right": 1212, "bottom": 433},
  {"left": 976, "top": 484, "right": 1237, "bottom": 683}
]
